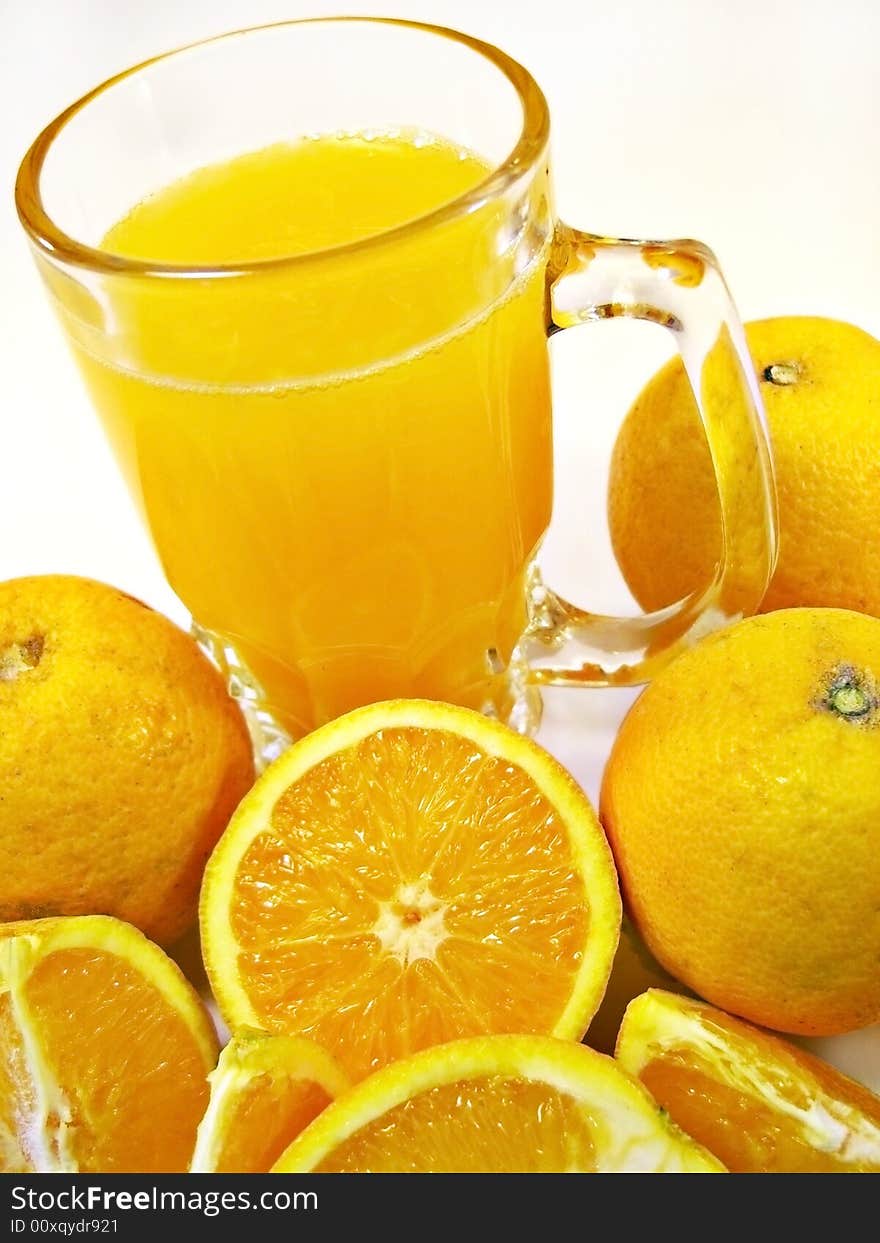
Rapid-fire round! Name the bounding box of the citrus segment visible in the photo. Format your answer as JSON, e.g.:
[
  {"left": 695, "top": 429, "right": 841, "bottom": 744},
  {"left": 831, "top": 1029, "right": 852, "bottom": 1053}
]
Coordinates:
[
  {"left": 0, "top": 916, "right": 218, "bottom": 1173},
  {"left": 272, "top": 1035, "right": 724, "bottom": 1172},
  {"left": 191, "top": 1029, "right": 349, "bottom": 1173},
  {"left": 617, "top": 990, "right": 880, "bottom": 1172},
  {"left": 201, "top": 700, "right": 620, "bottom": 1081}
]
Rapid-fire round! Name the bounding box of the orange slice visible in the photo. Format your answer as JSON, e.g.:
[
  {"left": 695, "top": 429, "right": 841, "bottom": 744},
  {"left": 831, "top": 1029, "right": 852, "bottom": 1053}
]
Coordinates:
[
  {"left": 200, "top": 699, "right": 621, "bottom": 1081},
  {"left": 616, "top": 989, "right": 880, "bottom": 1172},
  {"left": 0, "top": 916, "right": 217, "bottom": 1173},
  {"left": 190, "top": 1028, "right": 349, "bottom": 1172},
  {"left": 272, "top": 1034, "right": 724, "bottom": 1172}
]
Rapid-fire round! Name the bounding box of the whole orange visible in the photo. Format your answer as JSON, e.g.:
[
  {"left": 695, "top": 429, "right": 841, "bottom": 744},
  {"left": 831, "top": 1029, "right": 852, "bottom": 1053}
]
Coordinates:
[
  {"left": 0, "top": 575, "right": 254, "bottom": 944},
  {"left": 608, "top": 317, "right": 880, "bottom": 616},
  {"left": 601, "top": 607, "right": 880, "bottom": 1036}
]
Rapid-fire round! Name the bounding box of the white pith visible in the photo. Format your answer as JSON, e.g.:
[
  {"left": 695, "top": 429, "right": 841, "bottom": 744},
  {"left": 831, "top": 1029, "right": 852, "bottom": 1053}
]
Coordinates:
[
  {"left": 372, "top": 879, "right": 449, "bottom": 966},
  {"left": 0, "top": 918, "right": 218, "bottom": 1175},
  {"left": 636, "top": 1001, "right": 880, "bottom": 1164},
  {"left": 1, "top": 936, "right": 77, "bottom": 1172}
]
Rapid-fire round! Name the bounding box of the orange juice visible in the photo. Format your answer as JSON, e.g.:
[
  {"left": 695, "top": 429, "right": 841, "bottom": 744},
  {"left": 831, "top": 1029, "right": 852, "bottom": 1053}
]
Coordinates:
[{"left": 73, "top": 134, "right": 553, "bottom": 735}]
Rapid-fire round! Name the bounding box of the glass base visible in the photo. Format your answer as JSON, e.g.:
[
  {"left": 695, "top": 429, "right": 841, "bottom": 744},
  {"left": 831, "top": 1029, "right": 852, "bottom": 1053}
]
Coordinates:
[
  {"left": 192, "top": 619, "right": 543, "bottom": 771},
  {"left": 191, "top": 623, "right": 293, "bottom": 770}
]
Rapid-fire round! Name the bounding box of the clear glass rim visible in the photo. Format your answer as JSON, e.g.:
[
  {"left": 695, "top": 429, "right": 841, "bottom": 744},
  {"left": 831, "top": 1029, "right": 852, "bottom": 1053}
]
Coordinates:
[{"left": 14, "top": 16, "right": 550, "bottom": 280}]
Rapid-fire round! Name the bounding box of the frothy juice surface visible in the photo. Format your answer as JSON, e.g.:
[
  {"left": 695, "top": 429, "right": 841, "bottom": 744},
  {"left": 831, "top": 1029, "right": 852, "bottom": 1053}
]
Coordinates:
[{"left": 76, "top": 134, "right": 552, "bottom": 734}]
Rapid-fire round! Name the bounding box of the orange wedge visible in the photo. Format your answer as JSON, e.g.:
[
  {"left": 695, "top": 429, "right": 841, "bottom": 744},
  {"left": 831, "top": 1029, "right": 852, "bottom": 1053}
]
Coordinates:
[
  {"left": 616, "top": 989, "right": 880, "bottom": 1172},
  {"left": 0, "top": 916, "right": 217, "bottom": 1173},
  {"left": 200, "top": 699, "right": 621, "bottom": 1081},
  {"left": 190, "top": 1029, "right": 349, "bottom": 1172},
  {"left": 272, "top": 1034, "right": 724, "bottom": 1172}
]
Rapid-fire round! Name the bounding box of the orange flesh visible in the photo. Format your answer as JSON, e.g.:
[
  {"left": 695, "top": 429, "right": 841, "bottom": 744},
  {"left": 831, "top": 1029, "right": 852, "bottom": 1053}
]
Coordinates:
[
  {"left": 640, "top": 1058, "right": 840, "bottom": 1173},
  {"left": 230, "top": 728, "right": 590, "bottom": 1080},
  {"left": 635, "top": 1029, "right": 880, "bottom": 1172},
  {"left": 211, "top": 1076, "right": 334, "bottom": 1173},
  {"left": 8, "top": 949, "right": 211, "bottom": 1173},
  {"left": 314, "top": 1076, "right": 598, "bottom": 1173}
]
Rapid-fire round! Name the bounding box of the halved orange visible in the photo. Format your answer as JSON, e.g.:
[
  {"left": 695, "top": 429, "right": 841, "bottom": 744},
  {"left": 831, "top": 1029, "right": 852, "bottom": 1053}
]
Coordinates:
[
  {"left": 616, "top": 989, "right": 880, "bottom": 1172},
  {"left": 272, "top": 1034, "right": 724, "bottom": 1172},
  {"left": 190, "top": 1028, "right": 349, "bottom": 1172},
  {"left": 0, "top": 916, "right": 218, "bottom": 1173},
  {"left": 200, "top": 699, "right": 621, "bottom": 1081}
]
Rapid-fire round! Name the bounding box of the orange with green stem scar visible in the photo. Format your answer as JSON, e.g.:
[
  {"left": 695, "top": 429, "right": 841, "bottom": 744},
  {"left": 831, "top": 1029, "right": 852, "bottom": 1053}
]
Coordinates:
[{"left": 601, "top": 606, "right": 880, "bottom": 1038}]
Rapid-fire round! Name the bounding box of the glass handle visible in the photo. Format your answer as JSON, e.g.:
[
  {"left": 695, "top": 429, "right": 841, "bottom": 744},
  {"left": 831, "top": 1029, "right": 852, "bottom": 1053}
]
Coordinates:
[{"left": 524, "top": 223, "right": 778, "bottom": 686}]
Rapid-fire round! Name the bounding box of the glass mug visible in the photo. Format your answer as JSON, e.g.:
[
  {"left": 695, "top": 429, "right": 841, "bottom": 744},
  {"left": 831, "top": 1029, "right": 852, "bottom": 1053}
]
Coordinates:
[{"left": 16, "top": 18, "right": 776, "bottom": 762}]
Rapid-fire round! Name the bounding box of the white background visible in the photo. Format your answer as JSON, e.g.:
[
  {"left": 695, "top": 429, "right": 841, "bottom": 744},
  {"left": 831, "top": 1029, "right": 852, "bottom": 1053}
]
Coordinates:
[{"left": 2, "top": 0, "right": 879, "bottom": 1087}]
